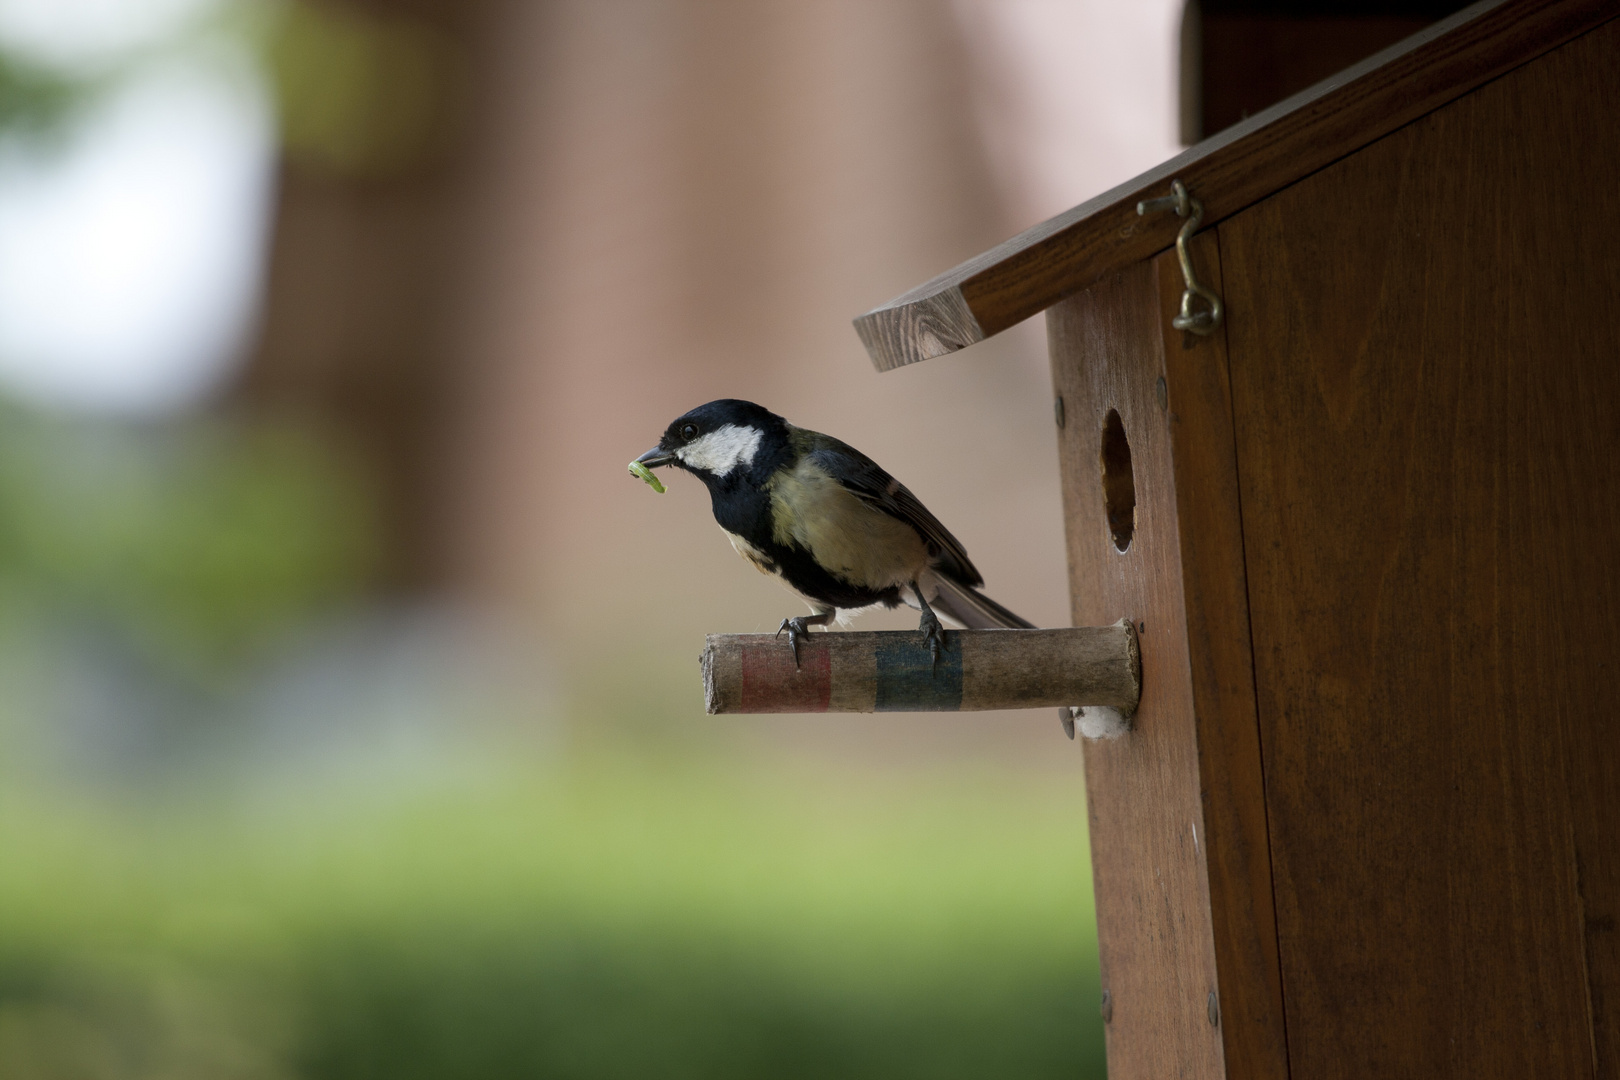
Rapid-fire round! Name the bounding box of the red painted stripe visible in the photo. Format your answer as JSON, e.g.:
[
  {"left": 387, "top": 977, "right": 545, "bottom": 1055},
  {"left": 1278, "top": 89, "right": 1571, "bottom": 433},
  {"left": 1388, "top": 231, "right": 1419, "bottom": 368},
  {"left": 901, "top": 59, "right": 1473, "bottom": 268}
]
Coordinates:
[{"left": 739, "top": 640, "right": 833, "bottom": 713}]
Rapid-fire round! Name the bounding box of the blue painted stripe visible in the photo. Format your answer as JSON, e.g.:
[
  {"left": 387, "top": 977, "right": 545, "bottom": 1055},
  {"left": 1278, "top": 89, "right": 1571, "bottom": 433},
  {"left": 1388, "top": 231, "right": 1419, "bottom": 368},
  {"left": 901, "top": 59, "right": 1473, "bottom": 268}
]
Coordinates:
[{"left": 874, "top": 635, "right": 963, "bottom": 711}]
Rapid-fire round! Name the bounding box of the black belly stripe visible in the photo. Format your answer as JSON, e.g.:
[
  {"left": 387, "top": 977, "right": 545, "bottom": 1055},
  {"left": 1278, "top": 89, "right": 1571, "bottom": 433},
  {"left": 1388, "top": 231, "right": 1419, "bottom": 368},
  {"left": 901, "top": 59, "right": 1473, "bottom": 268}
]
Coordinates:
[{"left": 769, "top": 540, "right": 901, "bottom": 611}]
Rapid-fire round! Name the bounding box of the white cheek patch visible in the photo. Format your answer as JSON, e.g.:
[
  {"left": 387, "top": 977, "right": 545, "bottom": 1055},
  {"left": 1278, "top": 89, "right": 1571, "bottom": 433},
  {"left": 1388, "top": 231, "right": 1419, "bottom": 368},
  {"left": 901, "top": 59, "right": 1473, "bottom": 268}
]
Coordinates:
[{"left": 676, "top": 424, "right": 763, "bottom": 476}]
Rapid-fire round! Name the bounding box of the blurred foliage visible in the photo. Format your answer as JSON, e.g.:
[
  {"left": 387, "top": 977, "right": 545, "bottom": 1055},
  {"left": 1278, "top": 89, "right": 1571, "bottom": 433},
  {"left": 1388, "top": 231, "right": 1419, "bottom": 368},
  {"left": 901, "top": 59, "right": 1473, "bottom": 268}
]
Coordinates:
[
  {"left": 0, "top": 755, "right": 1106, "bottom": 1079},
  {"left": 0, "top": 403, "right": 377, "bottom": 682},
  {"left": 256, "top": 0, "right": 459, "bottom": 177},
  {"left": 0, "top": 0, "right": 458, "bottom": 177},
  {"left": 0, "top": 51, "right": 94, "bottom": 140}
]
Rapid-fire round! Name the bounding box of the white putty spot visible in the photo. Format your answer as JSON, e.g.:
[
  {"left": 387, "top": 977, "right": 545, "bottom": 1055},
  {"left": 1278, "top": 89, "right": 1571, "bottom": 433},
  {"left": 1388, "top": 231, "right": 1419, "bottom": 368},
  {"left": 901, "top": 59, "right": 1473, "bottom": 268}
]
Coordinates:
[
  {"left": 677, "top": 423, "right": 763, "bottom": 476},
  {"left": 1078, "top": 706, "right": 1131, "bottom": 740}
]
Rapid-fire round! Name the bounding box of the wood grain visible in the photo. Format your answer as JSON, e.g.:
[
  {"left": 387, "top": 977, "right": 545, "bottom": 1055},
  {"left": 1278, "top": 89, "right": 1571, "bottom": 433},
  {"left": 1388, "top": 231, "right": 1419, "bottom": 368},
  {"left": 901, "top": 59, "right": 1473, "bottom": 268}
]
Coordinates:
[
  {"left": 1048, "top": 262, "right": 1224, "bottom": 1079},
  {"left": 855, "top": 0, "right": 1616, "bottom": 372},
  {"left": 1219, "top": 18, "right": 1620, "bottom": 1076},
  {"left": 1154, "top": 242, "right": 1289, "bottom": 1080},
  {"left": 701, "top": 624, "right": 1140, "bottom": 714}
]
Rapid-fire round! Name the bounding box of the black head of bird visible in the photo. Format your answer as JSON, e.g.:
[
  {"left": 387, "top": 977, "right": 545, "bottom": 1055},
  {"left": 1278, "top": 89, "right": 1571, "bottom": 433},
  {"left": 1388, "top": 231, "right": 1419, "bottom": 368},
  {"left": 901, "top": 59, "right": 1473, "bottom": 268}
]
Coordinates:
[{"left": 632, "top": 399, "right": 1033, "bottom": 669}]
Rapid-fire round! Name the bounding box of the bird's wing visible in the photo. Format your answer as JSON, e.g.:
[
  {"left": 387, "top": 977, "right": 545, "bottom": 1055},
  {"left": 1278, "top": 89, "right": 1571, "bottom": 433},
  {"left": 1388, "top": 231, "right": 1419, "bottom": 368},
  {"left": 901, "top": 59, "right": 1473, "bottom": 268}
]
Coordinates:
[{"left": 800, "top": 432, "right": 984, "bottom": 587}]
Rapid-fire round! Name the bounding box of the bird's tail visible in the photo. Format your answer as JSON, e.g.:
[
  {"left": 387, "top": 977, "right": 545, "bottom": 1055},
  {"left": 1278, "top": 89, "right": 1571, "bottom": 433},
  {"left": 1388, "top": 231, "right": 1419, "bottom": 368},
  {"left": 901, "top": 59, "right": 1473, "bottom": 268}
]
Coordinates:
[{"left": 928, "top": 575, "right": 1035, "bottom": 630}]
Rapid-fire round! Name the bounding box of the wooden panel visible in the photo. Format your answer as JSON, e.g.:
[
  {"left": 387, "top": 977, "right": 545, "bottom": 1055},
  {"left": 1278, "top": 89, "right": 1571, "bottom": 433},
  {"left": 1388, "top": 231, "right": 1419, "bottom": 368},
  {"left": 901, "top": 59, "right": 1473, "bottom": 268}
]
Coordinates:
[
  {"left": 855, "top": 0, "right": 1616, "bottom": 372},
  {"left": 1154, "top": 244, "right": 1289, "bottom": 1080},
  {"left": 1048, "top": 262, "right": 1224, "bottom": 1079},
  {"left": 1220, "top": 18, "right": 1620, "bottom": 1077}
]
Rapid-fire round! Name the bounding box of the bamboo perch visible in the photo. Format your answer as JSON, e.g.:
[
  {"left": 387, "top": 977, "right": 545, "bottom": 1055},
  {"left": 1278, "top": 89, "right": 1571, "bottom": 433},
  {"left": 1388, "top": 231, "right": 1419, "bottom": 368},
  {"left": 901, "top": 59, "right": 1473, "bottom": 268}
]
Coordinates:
[{"left": 702, "top": 620, "right": 1139, "bottom": 715}]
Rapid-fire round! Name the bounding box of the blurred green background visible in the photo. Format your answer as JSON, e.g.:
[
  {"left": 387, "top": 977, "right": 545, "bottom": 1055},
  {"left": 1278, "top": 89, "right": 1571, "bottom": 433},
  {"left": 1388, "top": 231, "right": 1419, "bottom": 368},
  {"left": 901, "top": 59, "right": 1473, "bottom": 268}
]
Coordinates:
[
  {"left": 0, "top": 752, "right": 1102, "bottom": 1078},
  {"left": 0, "top": 402, "right": 1105, "bottom": 1077},
  {"left": 0, "top": 0, "right": 1198, "bottom": 1074}
]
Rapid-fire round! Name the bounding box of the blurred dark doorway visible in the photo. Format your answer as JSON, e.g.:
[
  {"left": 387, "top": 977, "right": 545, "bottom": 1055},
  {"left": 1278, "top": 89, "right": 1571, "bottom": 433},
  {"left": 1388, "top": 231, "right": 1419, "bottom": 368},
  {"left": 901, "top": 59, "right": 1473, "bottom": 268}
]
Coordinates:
[{"left": 1180, "top": 0, "right": 1474, "bottom": 142}]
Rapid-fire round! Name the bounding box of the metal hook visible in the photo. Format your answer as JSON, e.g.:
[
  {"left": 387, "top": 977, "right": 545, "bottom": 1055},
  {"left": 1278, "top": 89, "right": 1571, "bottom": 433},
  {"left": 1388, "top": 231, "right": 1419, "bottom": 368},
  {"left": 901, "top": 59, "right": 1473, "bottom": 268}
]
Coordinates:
[{"left": 1136, "top": 179, "right": 1223, "bottom": 336}]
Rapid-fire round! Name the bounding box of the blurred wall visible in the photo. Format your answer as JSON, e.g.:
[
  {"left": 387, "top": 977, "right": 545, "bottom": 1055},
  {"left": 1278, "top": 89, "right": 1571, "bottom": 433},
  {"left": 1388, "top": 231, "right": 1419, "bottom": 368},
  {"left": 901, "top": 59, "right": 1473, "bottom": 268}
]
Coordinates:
[
  {"left": 447, "top": 2, "right": 1056, "bottom": 686},
  {"left": 234, "top": 0, "right": 1183, "bottom": 756}
]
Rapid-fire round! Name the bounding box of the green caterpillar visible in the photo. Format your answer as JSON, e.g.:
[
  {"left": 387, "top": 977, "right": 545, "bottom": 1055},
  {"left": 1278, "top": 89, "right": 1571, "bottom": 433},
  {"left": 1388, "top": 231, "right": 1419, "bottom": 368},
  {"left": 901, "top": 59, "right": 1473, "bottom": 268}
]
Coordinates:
[{"left": 627, "top": 460, "right": 666, "bottom": 493}]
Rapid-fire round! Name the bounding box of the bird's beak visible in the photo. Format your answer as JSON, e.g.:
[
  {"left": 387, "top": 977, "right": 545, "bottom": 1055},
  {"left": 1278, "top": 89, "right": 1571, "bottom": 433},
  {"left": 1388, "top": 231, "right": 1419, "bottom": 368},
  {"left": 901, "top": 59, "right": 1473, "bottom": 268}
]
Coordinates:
[{"left": 635, "top": 445, "right": 675, "bottom": 468}]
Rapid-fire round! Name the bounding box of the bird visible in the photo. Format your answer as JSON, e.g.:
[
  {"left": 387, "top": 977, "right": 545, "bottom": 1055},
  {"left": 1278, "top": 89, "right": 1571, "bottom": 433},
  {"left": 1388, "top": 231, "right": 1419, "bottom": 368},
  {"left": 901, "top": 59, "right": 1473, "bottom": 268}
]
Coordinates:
[{"left": 631, "top": 399, "right": 1034, "bottom": 670}]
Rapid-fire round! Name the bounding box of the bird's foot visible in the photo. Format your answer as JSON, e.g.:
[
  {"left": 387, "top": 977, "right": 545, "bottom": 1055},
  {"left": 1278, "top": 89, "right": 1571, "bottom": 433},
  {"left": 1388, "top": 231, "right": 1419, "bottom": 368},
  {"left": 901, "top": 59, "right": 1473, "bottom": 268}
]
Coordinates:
[
  {"left": 918, "top": 609, "right": 945, "bottom": 671},
  {"left": 776, "top": 616, "right": 815, "bottom": 668},
  {"left": 774, "top": 611, "right": 835, "bottom": 668}
]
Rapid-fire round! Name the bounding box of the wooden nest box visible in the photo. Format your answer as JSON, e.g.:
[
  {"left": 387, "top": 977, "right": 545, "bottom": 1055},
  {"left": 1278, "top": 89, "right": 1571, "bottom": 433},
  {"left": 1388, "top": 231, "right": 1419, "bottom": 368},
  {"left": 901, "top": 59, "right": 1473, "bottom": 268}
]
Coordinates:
[{"left": 847, "top": 1, "right": 1619, "bottom": 1076}]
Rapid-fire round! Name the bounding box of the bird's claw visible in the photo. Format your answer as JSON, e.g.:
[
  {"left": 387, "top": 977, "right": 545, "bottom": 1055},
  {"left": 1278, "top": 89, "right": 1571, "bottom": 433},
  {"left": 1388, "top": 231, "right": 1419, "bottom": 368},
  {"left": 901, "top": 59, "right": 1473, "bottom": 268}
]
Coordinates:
[
  {"left": 918, "top": 610, "right": 945, "bottom": 672},
  {"left": 776, "top": 617, "right": 805, "bottom": 668}
]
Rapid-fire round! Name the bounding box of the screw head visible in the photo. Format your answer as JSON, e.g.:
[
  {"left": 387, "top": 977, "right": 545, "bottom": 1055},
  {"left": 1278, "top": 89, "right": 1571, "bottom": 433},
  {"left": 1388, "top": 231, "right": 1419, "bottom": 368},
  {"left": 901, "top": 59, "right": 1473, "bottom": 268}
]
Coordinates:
[
  {"left": 1054, "top": 396, "right": 1066, "bottom": 430},
  {"left": 1100, "top": 989, "right": 1113, "bottom": 1023},
  {"left": 1207, "top": 990, "right": 1220, "bottom": 1027}
]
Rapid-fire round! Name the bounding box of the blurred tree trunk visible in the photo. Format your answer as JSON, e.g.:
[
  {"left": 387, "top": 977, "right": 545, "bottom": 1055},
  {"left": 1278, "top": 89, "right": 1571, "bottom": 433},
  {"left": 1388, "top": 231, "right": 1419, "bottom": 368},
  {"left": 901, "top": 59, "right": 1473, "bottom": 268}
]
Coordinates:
[{"left": 229, "top": 0, "right": 496, "bottom": 591}]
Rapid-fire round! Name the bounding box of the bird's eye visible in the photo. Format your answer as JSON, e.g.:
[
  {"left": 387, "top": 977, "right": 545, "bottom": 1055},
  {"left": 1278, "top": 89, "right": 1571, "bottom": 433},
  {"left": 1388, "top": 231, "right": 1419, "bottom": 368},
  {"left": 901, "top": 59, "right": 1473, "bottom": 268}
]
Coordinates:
[{"left": 679, "top": 423, "right": 698, "bottom": 440}]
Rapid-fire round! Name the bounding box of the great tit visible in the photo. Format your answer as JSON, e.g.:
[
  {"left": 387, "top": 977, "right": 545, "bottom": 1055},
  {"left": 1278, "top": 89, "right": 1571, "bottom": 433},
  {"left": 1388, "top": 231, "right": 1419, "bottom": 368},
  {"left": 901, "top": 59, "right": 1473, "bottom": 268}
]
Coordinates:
[{"left": 632, "top": 399, "right": 1033, "bottom": 666}]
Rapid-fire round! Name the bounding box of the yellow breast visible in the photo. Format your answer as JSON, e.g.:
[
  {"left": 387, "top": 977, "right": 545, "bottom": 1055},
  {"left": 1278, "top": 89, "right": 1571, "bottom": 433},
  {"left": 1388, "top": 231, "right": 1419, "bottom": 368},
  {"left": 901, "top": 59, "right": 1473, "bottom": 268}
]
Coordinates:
[{"left": 767, "top": 459, "right": 927, "bottom": 590}]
